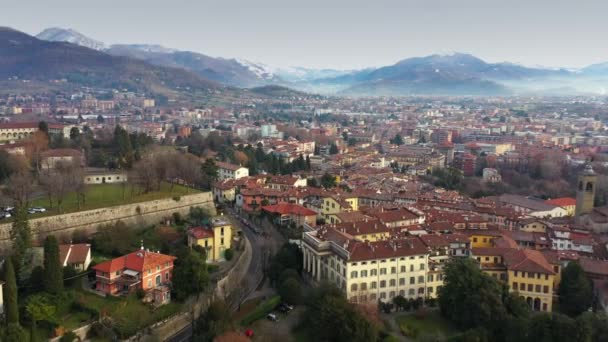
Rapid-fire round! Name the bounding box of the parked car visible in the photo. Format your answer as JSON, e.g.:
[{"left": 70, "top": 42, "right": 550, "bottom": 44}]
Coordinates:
[
  {"left": 277, "top": 303, "right": 293, "bottom": 313},
  {"left": 266, "top": 313, "right": 279, "bottom": 322},
  {"left": 3, "top": 212, "right": 11, "bottom": 219},
  {"left": 32, "top": 207, "right": 46, "bottom": 213}
]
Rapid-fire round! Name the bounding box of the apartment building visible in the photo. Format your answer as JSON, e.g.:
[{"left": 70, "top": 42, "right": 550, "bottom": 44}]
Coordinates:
[
  {"left": 302, "top": 226, "right": 433, "bottom": 304},
  {"left": 216, "top": 161, "right": 249, "bottom": 180}
]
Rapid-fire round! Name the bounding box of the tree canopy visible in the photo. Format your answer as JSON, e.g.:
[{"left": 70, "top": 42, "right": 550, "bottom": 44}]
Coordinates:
[{"left": 558, "top": 262, "right": 593, "bottom": 316}]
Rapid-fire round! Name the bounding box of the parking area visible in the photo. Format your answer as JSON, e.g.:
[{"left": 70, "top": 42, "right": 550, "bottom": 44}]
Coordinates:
[{"left": 247, "top": 306, "right": 304, "bottom": 342}]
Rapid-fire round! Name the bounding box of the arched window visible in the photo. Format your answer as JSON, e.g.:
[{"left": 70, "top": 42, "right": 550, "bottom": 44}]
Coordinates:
[{"left": 586, "top": 182, "right": 594, "bottom": 192}]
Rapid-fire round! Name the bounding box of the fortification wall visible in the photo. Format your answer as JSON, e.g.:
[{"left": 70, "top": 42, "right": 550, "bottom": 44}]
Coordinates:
[{"left": 0, "top": 192, "right": 215, "bottom": 253}]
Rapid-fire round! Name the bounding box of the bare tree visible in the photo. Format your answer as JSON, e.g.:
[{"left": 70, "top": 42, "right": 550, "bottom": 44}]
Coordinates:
[
  {"left": 40, "top": 161, "right": 83, "bottom": 213},
  {"left": 130, "top": 158, "right": 159, "bottom": 193},
  {"left": 4, "top": 172, "right": 34, "bottom": 207}
]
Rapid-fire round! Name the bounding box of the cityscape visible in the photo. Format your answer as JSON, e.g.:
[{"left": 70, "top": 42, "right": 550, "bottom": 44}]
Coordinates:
[{"left": 1, "top": 1, "right": 608, "bottom": 342}]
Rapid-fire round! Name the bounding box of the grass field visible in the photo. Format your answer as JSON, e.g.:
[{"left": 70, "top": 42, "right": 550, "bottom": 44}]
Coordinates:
[
  {"left": 396, "top": 310, "right": 458, "bottom": 340},
  {"left": 29, "top": 182, "right": 198, "bottom": 216}
]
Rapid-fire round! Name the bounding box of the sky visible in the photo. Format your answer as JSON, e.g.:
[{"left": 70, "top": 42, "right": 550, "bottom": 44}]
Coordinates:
[{"left": 2, "top": 0, "right": 608, "bottom": 70}]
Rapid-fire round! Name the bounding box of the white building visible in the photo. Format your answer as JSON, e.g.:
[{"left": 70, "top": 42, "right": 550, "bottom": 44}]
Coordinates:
[{"left": 216, "top": 161, "right": 249, "bottom": 180}]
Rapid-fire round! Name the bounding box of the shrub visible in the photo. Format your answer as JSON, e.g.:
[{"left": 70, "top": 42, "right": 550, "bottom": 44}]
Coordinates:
[
  {"left": 60, "top": 331, "right": 78, "bottom": 342},
  {"left": 172, "top": 212, "right": 182, "bottom": 224},
  {"left": 136, "top": 288, "right": 146, "bottom": 300},
  {"left": 172, "top": 196, "right": 181, "bottom": 202},
  {"left": 400, "top": 324, "right": 420, "bottom": 338},
  {"left": 224, "top": 248, "right": 234, "bottom": 261}
]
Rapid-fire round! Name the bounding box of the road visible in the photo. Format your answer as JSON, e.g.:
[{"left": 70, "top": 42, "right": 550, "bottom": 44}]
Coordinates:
[{"left": 166, "top": 206, "right": 283, "bottom": 342}]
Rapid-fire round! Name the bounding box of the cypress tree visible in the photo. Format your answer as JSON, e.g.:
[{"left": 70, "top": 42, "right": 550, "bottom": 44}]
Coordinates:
[
  {"left": 43, "top": 235, "right": 63, "bottom": 294},
  {"left": 4, "top": 258, "right": 19, "bottom": 324},
  {"left": 10, "top": 205, "right": 31, "bottom": 281}
]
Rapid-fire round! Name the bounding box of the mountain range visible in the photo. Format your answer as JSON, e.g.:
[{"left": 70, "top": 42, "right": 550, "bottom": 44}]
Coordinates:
[{"left": 3, "top": 26, "right": 608, "bottom": 96}]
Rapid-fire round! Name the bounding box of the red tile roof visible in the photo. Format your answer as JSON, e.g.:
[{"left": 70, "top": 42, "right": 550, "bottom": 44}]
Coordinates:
[
  {"left": 262, "top": 203, "right": 317, "bottom": 216},
  {"left": 59, "top": 244, "right": 90, "bottom": 265},
  {"left": 188, "top": 226, "right": 214, "bottom": 239},
  {"left": 92, "top": 249, "right": 176, "bottom": 274},
  {"left": 545, "top": 197, "right": 576, "bottom": 207}
]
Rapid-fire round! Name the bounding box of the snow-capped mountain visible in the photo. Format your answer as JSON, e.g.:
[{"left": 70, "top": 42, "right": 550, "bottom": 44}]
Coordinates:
[
  {"left": 36, "top": 27, "right": 106, "bottom": 51},
  {"left": 234, "top": 59, "right": 277, "bottom": 80}
]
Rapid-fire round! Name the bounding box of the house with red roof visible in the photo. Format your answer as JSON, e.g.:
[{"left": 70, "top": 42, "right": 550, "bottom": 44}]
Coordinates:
[
  {"left": 91, "top": 248, "right": 176, "bottom": 304},
  {"left": 545, "top": 197, "right": 576, "bottom": 216},
  {"left": 59, "top": 243, "right": 91, "bottom": 272},
  {"left": 262, "top": 203, "right": 317, "bottom": 227}
]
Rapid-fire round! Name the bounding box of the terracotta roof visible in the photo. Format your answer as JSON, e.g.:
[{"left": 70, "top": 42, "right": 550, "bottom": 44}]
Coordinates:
[
  {"left": 188, "top": 226, "right": 214, "bottom": 239},
  {"left": 502, "top": 249, "right": 555, "bottom": 275},
  {"left": 348, "top": 238, "right": 429, "bottom": 262},
  {"left": 262, "top": 203, "right": 317, "bottom": 217},
  {"left": 92, "top": 249, "right": 176, "bottom": 274},
  {"left": 0, "top": 122, "right": 38, "bottom": 129},
  {"left": 579, "top": 257, "right": 608, "bottom": 277},
  {"left": 545, "top": 197, "right": 576, "bottom": 207},
  {"left": 216, "top": 161, "right": 244, "bottom": 171}
]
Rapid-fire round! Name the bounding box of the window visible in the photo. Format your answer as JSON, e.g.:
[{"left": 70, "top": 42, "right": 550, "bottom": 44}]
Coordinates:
[
  {"left": 513, "top": 282, "right": 518, "bottom": 290},
  {"left": 527, "top": 284, "right": 533, "bottom": 292},
  {"left": 380, "top": 268, "right": 387, "bottom": 275},
  {"left": 370, "top": 269, "right": 377, "bottom": 276},
  {"left": 380, "top": 280, "right": 386, "bottom": 288},
  {"left": 361, "top": 270, "right": 368, "bottom": 277},
  {"left": 520, "top": 283, "right": 525, "bottom": 291},
  {"left": 535, "top": 285, "right": 541, "bottom": 293},
  {"left": 351, "top": 271, "right": 358, "bottom": 278},
  {"left": 418, "top": 288, "right": 425, "bottom": 294},
  {"left": 528, "top": 272, "right": 534, "bottom": 278},
  {"left": 418, "top": 276, "right": 424, "bottom": 284},
  {"left": 428, "top": 287, "right": 434, "bottom": 293},
  {"left": 408, "top": 289, "right": 415, "bottom": 296},
  {"left": 389, "top": 291, "right": 395, "bottom": 298},
  {"left": 361, "top": 283, "right": 367, "bottom": 291},
  {"left": 428, "top": 274, "right": 434, "bottom": 282},
  {"left": 389, "top": 279, "right": 396, "bottom": 287},
  {"left": 473, "top": 237, "right": 478, "bottom": 242},
  {"left": 391, "top": 267, "right": 397, "bottom": 274},
  {"left": 400, "top": 266, "right": 406, "bottom": 273},
  {"left": 410, "top": 277, "right": 415, "bottom": 284},
  {"left": 543, "top": 286, "right": 549, "bottom": 293},
  {"left": 370, "top": 294, "right": 377, "bottom": 301},
  {"left": 371, "top": 281, "right": 377, "bottom": 289},
  {"left": 380, "top": 292, "right": 386, "bottom": 299},
  {"left": 165, "top": 272, "right": 169, "bottom": 280},
  {"left": 420, "top": 263, "right": 425, "bottom": 270},
  {"left": 410, "top": 265, "right": 414, "bottom": 272},
  {"left": 399, "top": 278, "right": 405, "bottom": 285},
  {"left": 351, "top": 284, "right": 358, "bottom": 291}
]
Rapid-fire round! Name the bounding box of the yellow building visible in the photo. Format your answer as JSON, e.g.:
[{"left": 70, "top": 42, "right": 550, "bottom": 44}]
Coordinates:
[
  {"left": 468, "top": 231, "right": 501, "bottom": 248},
  {"left": 474, "top": 247, "right": 556, "bottom": 312},
  {"left": 519, "top": 218, "right": 548, "bottom": 233},
  {"left": 187, "top": 218, "right": 233, "bottom": 262},
  {"left": 322, "top": 195, "right": 359, "bottom": 222}
]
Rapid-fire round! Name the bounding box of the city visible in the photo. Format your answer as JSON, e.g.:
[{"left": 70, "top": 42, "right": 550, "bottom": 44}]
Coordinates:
[{"left": 1, "top": 1, "right": 608, "bottom": 342}]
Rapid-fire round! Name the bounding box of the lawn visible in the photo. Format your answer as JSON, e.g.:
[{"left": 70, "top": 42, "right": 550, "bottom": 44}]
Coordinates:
[
  {"left": 396, "top": 310, "right": 459, "bottom": 341},
  {"left": 30, "top": 182, "right": 198, "bottom": 216},
  {"left": 239, "top": 295, "right": 281, "bottom": 326},
  {"left": 73, "top": 290, "right": 182, "bottom": 339}
]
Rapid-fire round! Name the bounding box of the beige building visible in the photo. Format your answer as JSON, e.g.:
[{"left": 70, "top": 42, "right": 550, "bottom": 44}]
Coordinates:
[
  {"left": 84, "top": 171, "right": 128, "bottom": 184},
  {"left": 0, "top": 122, "right": 38, "bottom": 142},
  {"left": 302, "top": 226, "right": 433, "bottom": 303}
]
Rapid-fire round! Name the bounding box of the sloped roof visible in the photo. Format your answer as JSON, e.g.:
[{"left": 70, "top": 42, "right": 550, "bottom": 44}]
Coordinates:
[{"left": 92, "top": 249, "right": 176, "bottom": 274}]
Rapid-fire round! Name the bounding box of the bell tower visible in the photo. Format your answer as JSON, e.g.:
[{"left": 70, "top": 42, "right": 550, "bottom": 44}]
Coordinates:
[{"left": 575, "top": 164, "right": 596, "bottom": 217}]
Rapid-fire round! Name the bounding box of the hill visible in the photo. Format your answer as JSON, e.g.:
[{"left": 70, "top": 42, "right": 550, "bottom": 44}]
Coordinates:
[{"left": 0, "top": 27, "right": 220, "bottom": 96}]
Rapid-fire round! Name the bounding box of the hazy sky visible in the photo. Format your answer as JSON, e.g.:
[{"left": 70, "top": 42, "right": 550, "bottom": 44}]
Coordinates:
[{"left": 2, "top": 0, "right": 608, "bottom": 69}]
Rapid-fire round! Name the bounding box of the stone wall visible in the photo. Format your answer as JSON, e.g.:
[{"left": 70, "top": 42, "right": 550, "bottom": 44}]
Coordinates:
[{"left": 0, "top": 192, "right": 215, "bottom": 253}]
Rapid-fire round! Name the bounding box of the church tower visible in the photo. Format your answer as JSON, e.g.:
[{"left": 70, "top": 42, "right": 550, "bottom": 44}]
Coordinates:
[{"left": 575, "top": 164, "right": 597, "bottom": 217}]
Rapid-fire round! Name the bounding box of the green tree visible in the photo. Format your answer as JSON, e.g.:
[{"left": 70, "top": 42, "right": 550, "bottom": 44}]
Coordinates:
[
  {"left": 3, "top": 323, "right": 28, "bottom": 342},
  {"left": 321, "top": 173, "right": 337, "bottom": 189},
  {"left": 43, "top": 235, "right": 63, "bottom": 294},
  {"left": 38, "top": 121, "right": 49, "bottom": 136},
  {"left": 392, "top": 134, "right": 404, "bottom": 146},
  {"left": 10, "top": 205, "right": 31, "bottom": 279},
  {"left": 3, "top": 258, "right": 19, "bottom": 324},
  {"left": 96, "top": 114, "right": 105, "bottom": 124},
  {"left": 69, "top": 127, "right": 80, "bottom": 140},
  {"left": 25, "top": 293, "right": 56, "bottom": 334},
  {"left": 278, "top": 277, "right": 302, "bottom": 305},
  {"left": 112, "top": 125, "right": 134, "bottom": 168},
  {"left": 438, "top": 258, "right": 508, "bottom": 330},
  {"left": 329, "top": 143, "right": 339, "bottom": 155},
  {"left": 200, "top": 158, "right": 218, "bottom": 190},
  {"left": 172, "top": 248, "right": 209, "bottom": 300},
  {"left": 193, "top": 301, "right": 234, "bottom": 342},
  {"left": 559, "top": 262, "right": 593, "bottom": 316},
  {"left": 306, "top": 284, "right": 378, "bottom": 342}
]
